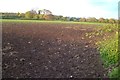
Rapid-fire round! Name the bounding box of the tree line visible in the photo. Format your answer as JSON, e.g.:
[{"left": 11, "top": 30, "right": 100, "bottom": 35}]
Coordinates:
[{"left": 0, "top": 9, "right": 118, "bottom": 24}]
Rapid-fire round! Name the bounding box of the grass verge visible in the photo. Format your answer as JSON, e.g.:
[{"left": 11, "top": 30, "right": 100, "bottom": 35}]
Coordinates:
[
  {"left": 1, "top": 19, "right": 106, "bottom": 25},
  {"left": 96, "top": 24, "right": 119, "bottom": 78}
]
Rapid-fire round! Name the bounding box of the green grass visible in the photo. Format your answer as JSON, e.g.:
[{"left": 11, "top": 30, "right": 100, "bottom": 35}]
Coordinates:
[
  {"left": 96, "top": 24, "right": 119, "bottom": 78},
  {"left": 1, "top": 19, "right": 107, "bottom": 25},
  {"left": 108, "top": 67, "right": 120, "bottom": 78},
  {"left": 98, "top": 32, "right": 118, "bottom": 67}
]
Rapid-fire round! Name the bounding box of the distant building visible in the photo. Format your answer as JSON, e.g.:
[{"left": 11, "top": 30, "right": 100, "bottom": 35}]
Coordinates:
[{"left": 38, "top": 9, "right": 52, "bottom": 15}]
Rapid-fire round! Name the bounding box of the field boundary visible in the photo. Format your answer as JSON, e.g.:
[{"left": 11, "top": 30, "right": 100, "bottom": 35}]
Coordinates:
[{"left": 1, "top": 19, "right": 108, "bottom": 25}]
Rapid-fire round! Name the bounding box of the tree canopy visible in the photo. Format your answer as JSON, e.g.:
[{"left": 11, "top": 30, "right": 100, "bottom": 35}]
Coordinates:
[{"left": 1, "top": 9, "right": 118, "bottom": 24}]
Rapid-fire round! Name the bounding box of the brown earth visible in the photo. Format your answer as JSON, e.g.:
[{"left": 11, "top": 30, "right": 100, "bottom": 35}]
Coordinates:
[{"left": 2, "top": 22, "right": 108, "bottom": 78}]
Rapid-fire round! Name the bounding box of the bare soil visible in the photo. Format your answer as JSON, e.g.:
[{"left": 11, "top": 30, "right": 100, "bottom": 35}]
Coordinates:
[{"left": 2, "top": 22, "right": 108, "bottom": 78}]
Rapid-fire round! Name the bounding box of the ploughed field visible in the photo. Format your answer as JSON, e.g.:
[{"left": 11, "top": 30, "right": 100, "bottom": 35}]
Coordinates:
[{"left": 2, "top": 22, "right": 108, "bottom": 78}]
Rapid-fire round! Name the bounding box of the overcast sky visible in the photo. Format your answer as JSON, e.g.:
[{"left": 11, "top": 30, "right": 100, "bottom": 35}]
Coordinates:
[{"left": 0, "top": 0, "right": 119, "bottom": 19}]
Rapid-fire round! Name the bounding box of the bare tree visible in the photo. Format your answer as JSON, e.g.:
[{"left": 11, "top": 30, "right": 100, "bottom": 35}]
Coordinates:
[{"left": 42, "top": 9, "right": 52, "bottom": 15}]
